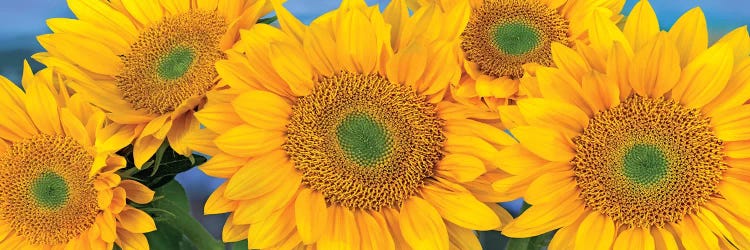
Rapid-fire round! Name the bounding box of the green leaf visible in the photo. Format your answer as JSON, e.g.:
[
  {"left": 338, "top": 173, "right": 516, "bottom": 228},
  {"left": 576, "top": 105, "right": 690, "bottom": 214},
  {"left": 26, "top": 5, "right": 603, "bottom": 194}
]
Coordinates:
[
  {"left": 258, "top": 16, "right": 278, "bottom": 24},
  {"left": 151, "top": 180, "right": 190, "bottom": 212},
  {"left": 145, "top": 221, "right": 196, "bottom": 250},
  {"left": 232, "top": 239, "right": 249, "bottom": 250},
  {"left": 144, "top": 181, "right": 224, "bottom": 250}
]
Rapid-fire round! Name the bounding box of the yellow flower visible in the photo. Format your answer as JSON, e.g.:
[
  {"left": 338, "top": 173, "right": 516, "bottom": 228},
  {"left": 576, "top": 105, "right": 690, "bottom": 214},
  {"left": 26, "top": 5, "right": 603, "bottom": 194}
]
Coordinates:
[
  {"left": 497, "top": 1, "right": 750, "bottom": 248},
  {"left": 189, "top": 0, "right": 514, "bottom": 249},
  {"left": 407, "top": 0, "right": 624, "bottom": 110},
  {"left": 0, "top": 63, "right": 156, "bottom": 250},
  {"left": 33, "top": 0, "right": 276, "bottom": 167}
]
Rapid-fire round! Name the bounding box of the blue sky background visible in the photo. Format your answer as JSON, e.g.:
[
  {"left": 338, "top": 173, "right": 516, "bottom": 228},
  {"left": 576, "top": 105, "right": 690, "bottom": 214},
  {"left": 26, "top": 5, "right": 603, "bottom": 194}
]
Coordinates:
[{"left": 0, "top": 0, "right": 748, "bottom": 245}]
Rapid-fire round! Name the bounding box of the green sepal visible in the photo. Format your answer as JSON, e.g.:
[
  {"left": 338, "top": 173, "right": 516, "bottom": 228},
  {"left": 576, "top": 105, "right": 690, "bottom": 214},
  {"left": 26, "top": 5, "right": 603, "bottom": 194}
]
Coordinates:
[
  {"left": 116, "top": 142, "right": 207, "bottom": 189},
  {"left": 258, "top": 16, "right": 278, "bottom": 24},
  {"left": 232, "top": 240, "right": 249, "bottom": 250}
]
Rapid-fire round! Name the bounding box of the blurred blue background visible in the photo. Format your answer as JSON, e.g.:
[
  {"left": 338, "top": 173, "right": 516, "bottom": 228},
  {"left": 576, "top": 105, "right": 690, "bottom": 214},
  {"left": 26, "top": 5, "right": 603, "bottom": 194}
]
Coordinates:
[{"left": 0, "top": 0, "right": 747, "bottom": 246}]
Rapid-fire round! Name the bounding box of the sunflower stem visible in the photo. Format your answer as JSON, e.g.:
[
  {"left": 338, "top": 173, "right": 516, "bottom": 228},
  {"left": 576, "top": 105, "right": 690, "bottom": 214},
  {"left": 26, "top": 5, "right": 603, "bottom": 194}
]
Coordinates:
[{"left": 167, "top": 205, "right": 224, "bottom": 250}]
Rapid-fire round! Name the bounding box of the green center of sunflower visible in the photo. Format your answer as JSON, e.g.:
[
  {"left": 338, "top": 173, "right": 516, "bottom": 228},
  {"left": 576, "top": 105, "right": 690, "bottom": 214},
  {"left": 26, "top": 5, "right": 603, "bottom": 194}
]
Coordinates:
[
  {"left": 460, "top": 0, "right": 569, "bottom": 78},
  {"left": 285, "top": 72, "right": 445, "bottom": 210},
  {"left": 31, "top": 172, "right": 69, "bottom": 210},
  {"left": 336, "top": 112, "right": 392, "bottom": 167},
  {"left": 622, "top": 144, "right": 668, "bottom": 186},
  {"left": 492, "top": 22, "right": 540, "bottom": 55},
  {"left": 0, "top": 135, "right": 99, "bottom": 245},
  {"left": 158, "top": 46, "right": 195, "bottom": 80},
  {"left": 117, "top": 11, "right": 227, "bottom": 115},
  {"left": 571, "top": 95, "right": 727, "bottom": 228}
]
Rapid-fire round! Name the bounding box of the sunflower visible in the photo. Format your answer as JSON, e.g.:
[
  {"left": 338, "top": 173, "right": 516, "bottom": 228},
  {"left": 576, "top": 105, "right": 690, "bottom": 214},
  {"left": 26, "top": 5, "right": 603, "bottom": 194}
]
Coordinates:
[
  {"left": 405, "top": 0, "right": 624, "bottom": 110},
  {"left": 496, "top": 1, "right": 750, "bottom": 248},
  {"left": 0, "top": 64, "right": 156, "bottom": 250},
  {"left": 187, "top": 0, "right": 515, "bottom": 249},
  {"left": 33, "top": 0, "right": 276, "bottom": 167}
]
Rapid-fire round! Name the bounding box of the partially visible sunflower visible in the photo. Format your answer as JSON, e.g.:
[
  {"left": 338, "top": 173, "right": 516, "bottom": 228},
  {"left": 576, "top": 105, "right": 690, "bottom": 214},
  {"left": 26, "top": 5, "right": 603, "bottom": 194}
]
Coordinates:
[
  {"left": 188, "top": 0, "right": 515, "bottom": 249},
  {"left": 496, "top": 1, "right": 750, "bottom": 248},
  {"left": 406, "top": 0, "right": 624, "bottom": 110},
  {"left": 33, "top": 0, "right": 276, "bottom": 167},
  {"left": 0, "top": 63, "right": 156, "bottom": 250}
]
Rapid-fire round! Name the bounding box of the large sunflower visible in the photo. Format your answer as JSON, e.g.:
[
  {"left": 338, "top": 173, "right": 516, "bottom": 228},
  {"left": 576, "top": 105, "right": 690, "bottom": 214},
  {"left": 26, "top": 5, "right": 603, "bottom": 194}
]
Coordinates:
[
  {"left": 33, "top": 0, "right": 276, "bottom": 167},
  {"left": 406, "top": 0, "right": 624, "bottom": 110},
  {"left": 0, "top": 64, "right": 156, "bottom": 250},
  {"left": 497, "top": 1, "right": 750, "bottom": 248},
  {"left": 188, "top": 0, "right": 515, "bottom": 249}
]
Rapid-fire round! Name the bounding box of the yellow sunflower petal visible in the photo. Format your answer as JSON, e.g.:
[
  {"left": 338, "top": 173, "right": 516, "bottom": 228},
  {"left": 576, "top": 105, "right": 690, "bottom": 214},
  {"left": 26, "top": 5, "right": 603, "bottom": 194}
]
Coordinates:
[
  {"left": 37, "top": 34, "right": 123, "bottom": 76},
  {"left": 607, "top": 42, "right": 634, "bottom": 100},
  {"left": 213, "top": 125, "right": 285, "bottom": 158},
  {"left": 231, "top": 180, "right": 299, "bottom": 225},
  {"left": 232, "top": 90, "right": 291, "bottom": 131},
  {"left": 581, "top": 71, "right": 620, "bottom": 113},
  {"left": 224, "top": 151, "right": 296, "bottom": 200},
  {"left": 294, "top": 188, "right": 328, "bottom": 244},
  {"left": 516, "top": 98, "right": 589, "bottom": 139},
  {"left": 613, "top": 227, "right": 655, "bottom": 250},
  {"left": 575, "top": 211, "right": 616, "bottom": 249},
  {"left": 668, "top": 7, "right": 708, "bottom": 66},
  {"left": 399, "top": 196, "right": 449, "bottom": 250},
  {"left": 115, "top": 229, "right": 148, "bottom": 250},
  {"left": 510, "top": 126, "right": 576, "bottom": 162},
  {"left": 355, "top": 210, "right": 395, "bottom": 250},
  {"left": 623, "top": 0, "right": 660, "bottom": 50},
  {"left": 716, "top": 26, "right": 750, "bottom": 62},
  {"left": 535, "top": 67, "right": 592, "bottom": 115},
  {"left": 117, "top": 207, "right": 156, "bottom": 233},
  {"left": 679, "top": 214, "right": 720, "bottom": 249},
  {"left": 548, "top": 215, "right": 584, "bottom": 249},
  {"left": 119, "top": 180, "right": 154, "bottom": 204},
  {"left": 382, "top": 207, "right": 410, "bottom": 249},
  {"left": 551, "top": 42, "right": 591, "bottom": 82},
  {"left": 60, "top": 108, "right": 91, "bottom": 147},
  {"left": 446, "top": 221, "right": 481, "bottom": 250},
  {"left": 435, "top": 154, "right": 485, "bottom": 183},
  {"left": 24, "top": 79, "right": 62, "bottom": 135},
  {"left": 589, "top": 8, "right": 632, "bottom": 57},
  {"left": 318, "top": 206, "right": 361, "bottom": 249},
  {"left": 204, "top": 183, "right": 237, "bottom": 215},
  {"left": 121, "top": 0, "right": 162, "bottom": 26},
  {"left": 246, "top": 205, "right": 296, "bottom": 249},
  {"left": 97, "top": 212, "right": 118, "bottom": 243},
  {"left": 222, "top": 214, "right": 249, "bottom": 242},
  {"left": 269, "top": 42, "right": 315, "bottom": 96},
  {"left": 66, "top": 0, "right": 138, "bottom": 40},
  {"left": 628, "top": 32, "right": 681, "bottom": 98},
  {"left": 132, "top": 135, "right": 164, "bottom": 168},
  {"left": 652, "top": 226, "right": 679, "bottom": 250},
  {"left": 501, "top": 192, "right": 584, "bottom": 238},
  {"left": 45, "top": 18, "right": 129, "bottom": 55},
  {"left": 524, "top": 170, "right": 577, "bottom": 205},
  {"left": 198, "top": 153, "right": 246, "bottom": 179},
  {"left": 703, "top": 58, "right": 750, "bottom": 114},
  {"left": 195, "top": 102, "right": 243, "bottom": 133},
  {"left": 421, "top": 182, "right": 500, "bottom": 231},
  {"left": 671, "top": 43, "right": 734, "bottom": 109},
  {"left": 271, "top": 0, "right": 306, "bottom": 43}
]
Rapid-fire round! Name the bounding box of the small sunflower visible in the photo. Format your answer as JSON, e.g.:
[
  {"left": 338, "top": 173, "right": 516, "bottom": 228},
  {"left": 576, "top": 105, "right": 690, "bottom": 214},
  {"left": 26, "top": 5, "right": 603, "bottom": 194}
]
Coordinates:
[
  {"left": 0, "top": 64, "right": 156, "bottom": 250},
  {"left": 496, "top": 1, "right": 750, "bottom": 249},
  {"left": 33, "top": 0, "right": 276, "bottom": 167},
  {"left": 407, "top": 0, "right": 624, "bottom": 110},
  {"left": 189, "top": 0, "right": 515, "bottom": 249}
]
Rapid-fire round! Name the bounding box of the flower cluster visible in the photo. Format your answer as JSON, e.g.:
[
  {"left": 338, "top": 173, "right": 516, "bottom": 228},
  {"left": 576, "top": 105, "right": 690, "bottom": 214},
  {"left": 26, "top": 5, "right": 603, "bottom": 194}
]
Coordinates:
[{"left": 0, "top": 0, "right": 748, "bottom": 249}]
